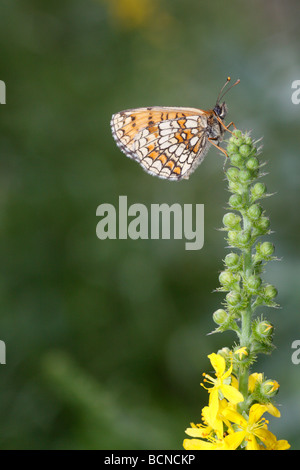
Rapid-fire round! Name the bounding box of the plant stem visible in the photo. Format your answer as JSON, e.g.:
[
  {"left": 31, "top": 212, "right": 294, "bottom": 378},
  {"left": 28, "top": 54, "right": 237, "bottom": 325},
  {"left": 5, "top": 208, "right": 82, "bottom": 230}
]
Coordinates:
[{"left": 238, "top": 205, "right": 253, "bottom": 411}]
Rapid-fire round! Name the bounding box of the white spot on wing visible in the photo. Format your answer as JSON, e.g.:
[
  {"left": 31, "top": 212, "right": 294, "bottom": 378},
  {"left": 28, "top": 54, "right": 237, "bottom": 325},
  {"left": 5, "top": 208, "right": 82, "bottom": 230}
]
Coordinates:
[
  {"left": 185, "top": 119, "right": 198, "bottom": 128},
  {"left": 169, "top": 144, "right": 177, "bottom": 153},
  {"left": 190, "top": 136, "right": 199, "bottom": 146}
]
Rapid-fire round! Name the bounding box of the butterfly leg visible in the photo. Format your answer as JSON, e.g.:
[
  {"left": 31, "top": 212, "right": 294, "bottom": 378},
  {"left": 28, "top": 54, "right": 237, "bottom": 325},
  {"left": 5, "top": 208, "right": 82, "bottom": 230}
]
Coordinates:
[
  {"left": 208, "top": 138, "right": 228, "bottom": 157},
  {"left": 215, "top": 116, "right": 237, "bottom": 135},
  {"left": 225, "top": 121, "right": 237, "bottom": 131},
  {"left": 208, "top": 137, "right": 229, "bottom": 171}
]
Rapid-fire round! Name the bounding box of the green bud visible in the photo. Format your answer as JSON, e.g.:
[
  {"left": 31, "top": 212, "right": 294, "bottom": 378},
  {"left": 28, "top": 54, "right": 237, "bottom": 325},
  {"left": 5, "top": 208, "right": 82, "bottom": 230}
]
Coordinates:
[
  {"left": 213, "top": 309, "right": 229, "bottom": 325},
  {"left": 250, "top": 182, "right": 267, "bottom": 199},
  {"left": 263, "top": 284, "right": 278, "bottom": 300},
  {"left": 254, "top": 242, "right": 275, "bottom": 262},
  {"left": 255, "top": 217, "right": 270, "bottom": 232},
  {"left": 239, "top": 144, "right": 252, "bottom": 158},
  {"left": 232, "top": 136, "right": 244, "bottom": 147},
  {"left": 226, "top": 291, "right": 242, "bottom": 306},
  {"left": 261, "top": 379, "right": 279, "bottom": 397},
  {"left": 224, "top": 253, "right": 240, "bottom": 269},
  {"left": 228, "top": 180, "right": 242, "bottom": 193},
  {"left": 255, "top": 320, "right": 274, "bottom": 339},
  {"left": 232, "top": 129, "right": 242, "bottom": 139},
  {"left": 226, "top": 167, "right": 240, "bottom": 181},
  {"left": 245, "top": 275, "right": 262, "bottom": 293},
  {"left": 219, "top": 270, "right": 236, "bottom": 288},
  {"left": 252, "top": 220, "right": 270, "bottom": 239},
  {"left": 227, "top": 142, "right": 239, "bottom": 154},
  {"left": 239, "top": 169, "right": 253, "bottom": 183},
  {"left": 228, "top": 194, "right": 243, "bottom": 209},
  {"left": 223, "top": 212, "right": 241, "bottom": 230},
  {"left": 237, "top": 231, "right": 251, "bottom": 247},
  {"left": 260, "top": 242, "right": 275, "bottom": 258},
  {"left": 230, "top": 153, "right": 244, "bottom": 167},
  {"left": 227, "top": 230, "right": 239, "bottom": 246},
  {"left": 246, "top": 157, "right": 259, "bottom": 171},
  {"left": 248, "top": 204, "right": 263, "bottom": 220}
]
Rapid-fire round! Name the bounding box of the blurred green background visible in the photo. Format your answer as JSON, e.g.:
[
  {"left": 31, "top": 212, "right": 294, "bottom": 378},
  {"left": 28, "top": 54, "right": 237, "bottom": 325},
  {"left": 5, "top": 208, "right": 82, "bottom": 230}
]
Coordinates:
[{"left": 0, "top": 0, "right": 299, "bottom": 450}]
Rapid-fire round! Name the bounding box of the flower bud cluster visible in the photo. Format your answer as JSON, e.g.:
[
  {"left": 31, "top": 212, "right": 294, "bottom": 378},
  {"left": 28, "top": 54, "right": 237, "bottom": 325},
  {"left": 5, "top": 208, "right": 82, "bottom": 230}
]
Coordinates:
[{"left": 212, "top": 130, "right": 278, "bottom": 359}]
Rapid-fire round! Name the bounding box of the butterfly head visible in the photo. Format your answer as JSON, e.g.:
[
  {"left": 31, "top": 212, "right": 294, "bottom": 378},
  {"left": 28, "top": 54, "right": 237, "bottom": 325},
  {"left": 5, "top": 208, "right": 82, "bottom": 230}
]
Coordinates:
[
  {"left": 213, "top": 102, "right": 227, "bottom": 120},
  {"left": 214, "top": 77, "right": 240, "bottom": 120}
]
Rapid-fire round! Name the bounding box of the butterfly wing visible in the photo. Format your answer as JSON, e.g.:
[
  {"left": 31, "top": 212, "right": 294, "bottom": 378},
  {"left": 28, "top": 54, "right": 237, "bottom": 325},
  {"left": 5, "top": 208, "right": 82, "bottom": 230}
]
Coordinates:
[{"left": 111, "top": 107, "right": 211, "bottom": 180}]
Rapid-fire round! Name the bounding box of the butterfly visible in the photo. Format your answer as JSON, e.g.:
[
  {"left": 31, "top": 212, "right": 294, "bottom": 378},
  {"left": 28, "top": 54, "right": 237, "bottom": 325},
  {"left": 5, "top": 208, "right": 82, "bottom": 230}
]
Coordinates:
[{"left": 110, "top": 77, "right": 240, "bottom": 181}]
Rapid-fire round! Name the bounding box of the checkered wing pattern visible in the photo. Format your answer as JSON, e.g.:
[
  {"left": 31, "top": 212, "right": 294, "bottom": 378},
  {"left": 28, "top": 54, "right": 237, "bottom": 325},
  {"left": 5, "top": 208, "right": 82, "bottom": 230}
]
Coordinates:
[{"left": 111, "top": 107, "right": 211, "bottom": 180}]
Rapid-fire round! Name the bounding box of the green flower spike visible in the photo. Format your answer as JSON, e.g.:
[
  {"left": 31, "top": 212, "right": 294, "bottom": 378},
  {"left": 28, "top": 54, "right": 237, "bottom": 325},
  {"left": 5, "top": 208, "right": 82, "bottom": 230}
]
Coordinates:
[{"left": 183, "top": 130, "right": 290, "bottom": 450}]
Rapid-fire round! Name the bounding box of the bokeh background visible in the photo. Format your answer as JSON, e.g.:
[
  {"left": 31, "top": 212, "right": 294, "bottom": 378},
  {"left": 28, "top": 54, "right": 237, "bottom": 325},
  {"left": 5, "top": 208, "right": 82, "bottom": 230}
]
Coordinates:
[{"left": 0, "top": 0, "right": 299, "bottom": 450}]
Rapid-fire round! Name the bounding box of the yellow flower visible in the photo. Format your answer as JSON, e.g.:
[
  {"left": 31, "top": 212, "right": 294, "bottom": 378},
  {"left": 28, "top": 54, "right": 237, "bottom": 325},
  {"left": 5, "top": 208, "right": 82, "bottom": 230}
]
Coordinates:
[
  {"left": 248, "top": 372, "right": 263, "bottom": 392},
  {"left": 183, "top": 399, "right": 229, "bottom": 443},
  {"left": 222, "top": 403, "right": 281, "bottom": 450},
  {"left": 202, "top": 398, "right": 234, "bottom": 439},
  {"left": 267, "top": 439, "right": 291, "bottom": 450},
  {"left": 183, "top": 432, "right": 240, "bottom": 450},
  {"left": 248, "top": 373, "right": 281, "bottom": 417},
  {"left": 248, "top": 373, "right": 279, "bottom": 395},
  {"left": 261, "top": 321, "right": 273, "bottom": 333},
  {"left": 201, "top": 353, "right": 244, "bottom": 420},
  {"left": 234, "top": 346, "right": 248, "bottom": 360},
  {"left": 184, "top": 422, "right": 213, "bottom": 441},
  {"left": 264, "top": 379, "right": 280, "bottom": 394}
]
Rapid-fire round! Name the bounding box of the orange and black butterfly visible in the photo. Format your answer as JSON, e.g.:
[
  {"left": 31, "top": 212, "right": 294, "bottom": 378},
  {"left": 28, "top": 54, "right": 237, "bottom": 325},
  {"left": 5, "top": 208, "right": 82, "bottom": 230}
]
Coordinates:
[{"left": 111, "top": 77, "right": 240, "bottom": 181}]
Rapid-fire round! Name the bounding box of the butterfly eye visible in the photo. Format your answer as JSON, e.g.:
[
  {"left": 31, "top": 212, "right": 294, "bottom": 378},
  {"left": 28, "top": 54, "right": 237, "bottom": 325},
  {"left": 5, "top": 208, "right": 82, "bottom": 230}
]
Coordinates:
[
  {"left": 213, "top": 104, "right": 222, "bottom": 116},
  {"left": 220, "top": 102, "right": 228, "bottom": 119},
  {"left": 214, "top": 103, "right": 227, "bottom": 120}
]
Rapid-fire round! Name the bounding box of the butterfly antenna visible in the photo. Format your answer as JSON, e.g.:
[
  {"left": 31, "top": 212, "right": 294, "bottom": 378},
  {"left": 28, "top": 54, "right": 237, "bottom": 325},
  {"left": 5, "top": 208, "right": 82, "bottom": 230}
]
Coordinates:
[
  {"left": 216, "top": 77, "right": 231, "bottom": 104},
  {"left": 217, "top": 77, "right": 240, "bottom": 103}
]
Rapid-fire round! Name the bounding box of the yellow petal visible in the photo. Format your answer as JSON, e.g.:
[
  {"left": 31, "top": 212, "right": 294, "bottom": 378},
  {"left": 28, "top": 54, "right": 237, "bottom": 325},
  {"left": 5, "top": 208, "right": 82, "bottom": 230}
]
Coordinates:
[
  {"left": 222, "top": 408, "right": 247, "bottom": 427},
  {"left": 224, "top": 431, "right": 246, "bottom": 449},
  {"left": 234, "top": 346, "right": 248, "bottom": 360},
  {"left": 265, "top": 379, "right": 280, "bottom": 393},
  {"left": 265, "top": 402, "right": 281, "bottom": 418},
  {"left": 273, "top": 440, "right": 291, "bottom": 450},
  {"left": 208, "top": 388, "right": 220, "bottom": 420},
  {"left": 222, "top": 361, "right": 233, "bottom": 380},
  {"left": 245, "top": 434, "right": 260, "bottom": 450},
  {"left": 248, "top": 403, "right": 268, "bottom": 425},
  {"left": 221, "top": 384, "right": 244, "bottom": 404},
  {"left": 255, "top": 427, "right": 277, "bottom": 448},
  {"left": 185, "top": 426, "right": 211, "bottom": 438},
  {"left": 248, "top": 372, "right": 263, "bottom": 392},
  {"left": 208, "top": 353, "right": 226, "bottom": 377},
  {"left": 183, "top": 438, "right": 215, "bottom": 450},
  {"left": 202, "top": 406, "right": 223, "bottom": 439},
  {"left": 230, "top": 374, "right": 239, "bottom": 390}
]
